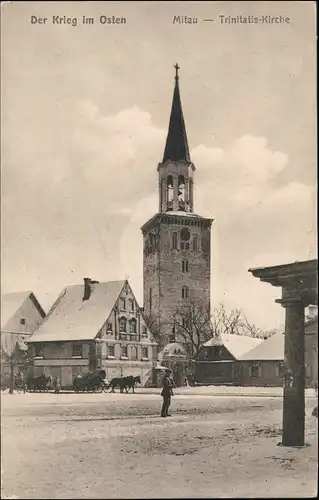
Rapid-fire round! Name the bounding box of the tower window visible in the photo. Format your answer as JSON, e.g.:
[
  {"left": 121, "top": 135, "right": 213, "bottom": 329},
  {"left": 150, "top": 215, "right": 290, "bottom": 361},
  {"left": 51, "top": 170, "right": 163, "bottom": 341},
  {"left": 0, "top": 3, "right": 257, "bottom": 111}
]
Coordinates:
[
  {"left": 182, "top": 286, "right": 189, "bottom": 299},
  {"left": 178, "top": 175, "right": 185, "bottom": 202},
  {"left": 172, "top": 232, "right": 178, "bottom": 250},
  {"left": 182, "top": 260, "right": 189, "bottom": 273},
  {"left": 167, "top": 175, "right": 174, "bottom": 204},
  {"left": 192, "top": 236, "right": 198, "bottom": 251}
]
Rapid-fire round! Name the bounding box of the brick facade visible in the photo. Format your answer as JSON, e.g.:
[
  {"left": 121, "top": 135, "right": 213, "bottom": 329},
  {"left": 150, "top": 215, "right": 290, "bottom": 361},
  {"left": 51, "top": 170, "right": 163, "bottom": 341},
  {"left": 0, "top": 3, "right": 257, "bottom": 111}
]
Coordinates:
[{"left": 142, "top": 213, "right": 212, "bottom": 348}]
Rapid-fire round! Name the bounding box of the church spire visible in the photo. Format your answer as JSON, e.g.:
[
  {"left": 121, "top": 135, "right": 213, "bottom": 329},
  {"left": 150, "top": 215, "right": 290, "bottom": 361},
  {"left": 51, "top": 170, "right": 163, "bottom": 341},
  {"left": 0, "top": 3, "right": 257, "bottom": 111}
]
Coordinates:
[{"left": 162, "top": 64, "right": 191, "bottom": 163}]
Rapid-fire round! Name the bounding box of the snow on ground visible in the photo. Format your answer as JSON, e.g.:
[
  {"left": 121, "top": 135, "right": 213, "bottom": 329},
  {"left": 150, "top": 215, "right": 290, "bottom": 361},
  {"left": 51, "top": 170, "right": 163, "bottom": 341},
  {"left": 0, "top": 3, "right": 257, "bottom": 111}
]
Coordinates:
[{"left": 1, "top": 390, "right": 318, "bottom": 499}]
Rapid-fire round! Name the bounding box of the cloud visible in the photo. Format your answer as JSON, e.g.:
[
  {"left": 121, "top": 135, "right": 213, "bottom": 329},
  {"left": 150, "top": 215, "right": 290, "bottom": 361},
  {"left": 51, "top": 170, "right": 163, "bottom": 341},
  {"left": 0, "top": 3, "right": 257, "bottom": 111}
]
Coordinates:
[{"left": 2, "top": 100, "right": 316, "bottom": 327}]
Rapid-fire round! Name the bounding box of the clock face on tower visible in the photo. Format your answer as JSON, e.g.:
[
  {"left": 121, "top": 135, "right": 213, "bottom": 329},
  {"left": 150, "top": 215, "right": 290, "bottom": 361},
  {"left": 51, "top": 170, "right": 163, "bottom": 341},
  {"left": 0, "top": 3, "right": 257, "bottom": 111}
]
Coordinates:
[{"left": 180, "top": 228, "right": 190, "bottom": 241}]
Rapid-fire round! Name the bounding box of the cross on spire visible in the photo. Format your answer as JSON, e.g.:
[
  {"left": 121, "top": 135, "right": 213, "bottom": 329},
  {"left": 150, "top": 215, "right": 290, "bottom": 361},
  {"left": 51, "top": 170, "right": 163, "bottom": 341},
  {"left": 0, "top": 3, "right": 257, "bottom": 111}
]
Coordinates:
[
  {"left": 174, "top": 63, "right": 180, "bottom": 81},
  {"left": 162, "top": 64, "right": 190, "bottom": 163}
]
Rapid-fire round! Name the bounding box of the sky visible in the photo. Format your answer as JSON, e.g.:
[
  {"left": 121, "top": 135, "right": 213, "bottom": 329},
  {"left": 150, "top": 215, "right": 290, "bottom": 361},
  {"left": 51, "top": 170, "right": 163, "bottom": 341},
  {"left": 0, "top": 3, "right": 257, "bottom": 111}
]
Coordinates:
[{"left": 1, "top": 1, "right": 317, "bottom": 330}]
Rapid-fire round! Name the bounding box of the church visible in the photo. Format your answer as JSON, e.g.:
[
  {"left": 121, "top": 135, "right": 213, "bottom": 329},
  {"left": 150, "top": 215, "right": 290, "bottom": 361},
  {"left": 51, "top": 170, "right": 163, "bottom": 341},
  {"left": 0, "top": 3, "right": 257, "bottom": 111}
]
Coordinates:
[{"left": 141, "top": 65, "right": 214, "bottom": 370}]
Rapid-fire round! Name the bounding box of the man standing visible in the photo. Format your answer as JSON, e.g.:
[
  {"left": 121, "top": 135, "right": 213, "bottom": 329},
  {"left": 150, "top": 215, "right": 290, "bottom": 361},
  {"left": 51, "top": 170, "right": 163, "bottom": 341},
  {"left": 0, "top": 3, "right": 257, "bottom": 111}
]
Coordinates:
[{"left": 161, "top": 369, "right": 174, "bottom": 417}]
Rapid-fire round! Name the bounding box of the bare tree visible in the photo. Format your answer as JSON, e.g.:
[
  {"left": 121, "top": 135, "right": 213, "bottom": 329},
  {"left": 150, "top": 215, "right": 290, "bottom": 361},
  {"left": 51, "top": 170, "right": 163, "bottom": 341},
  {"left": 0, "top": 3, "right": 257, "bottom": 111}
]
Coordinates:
[
  {"left": 170, "top": 297, "right": 214, "bottom": 358},
  {"left": 210, "top": 304, "right": 275, "bottom": 339},
  {"left": 7, "top": 340, "right": 30, "bottom": 394},
  {"left": 142, "top": 312, "right": 167, "bottom": 349},
  {"left": 169, "top": 301, "right": 275, "bottom": 359}
]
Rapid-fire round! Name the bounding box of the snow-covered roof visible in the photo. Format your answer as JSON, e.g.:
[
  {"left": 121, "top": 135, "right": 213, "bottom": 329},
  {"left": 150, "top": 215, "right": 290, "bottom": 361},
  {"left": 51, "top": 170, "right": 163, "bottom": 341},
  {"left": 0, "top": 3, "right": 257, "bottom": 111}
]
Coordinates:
[
  {"left": 29, "top": 281, "right": 125, "bottom": 342},
  {"left": 159, "top": 342, "right": 187, "bottom": 359},
  {"left": 239, "top": 318, "right": 317, "bottom": 361},
  {"left": 203, "top": 334, "right": 263, "bottom": 360},
  {"left": 239, "top": 331, "right": 284, "bottom": 361},
  {"left": 1, "top": 291, "right": 40, "bottom": 328}
]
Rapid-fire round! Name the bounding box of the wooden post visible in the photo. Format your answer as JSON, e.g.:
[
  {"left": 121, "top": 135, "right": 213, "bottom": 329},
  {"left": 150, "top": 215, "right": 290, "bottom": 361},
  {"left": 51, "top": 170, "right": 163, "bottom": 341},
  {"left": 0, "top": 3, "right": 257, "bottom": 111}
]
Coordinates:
[{"left": 277, "top": 293, "right": 305, "bottom": 446}]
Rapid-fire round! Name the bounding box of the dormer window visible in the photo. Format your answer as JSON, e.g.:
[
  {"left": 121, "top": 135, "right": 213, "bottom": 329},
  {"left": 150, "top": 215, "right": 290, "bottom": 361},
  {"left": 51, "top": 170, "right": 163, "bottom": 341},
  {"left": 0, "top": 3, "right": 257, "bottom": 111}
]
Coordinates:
[
  {"left": 129, "top": 299, "right": 134, "bottom": 313},
  {"left": 20, "top": 318, "right": 26, "bottom": 325},
  {"left": 120, "top": 298, "right": 126, "bottom": 311},
  {"left": 142, "top": 326, "right": 148, "bottom": 337},
  {"left": 107, "top": 322, "right": 113, "bottom": 332}
]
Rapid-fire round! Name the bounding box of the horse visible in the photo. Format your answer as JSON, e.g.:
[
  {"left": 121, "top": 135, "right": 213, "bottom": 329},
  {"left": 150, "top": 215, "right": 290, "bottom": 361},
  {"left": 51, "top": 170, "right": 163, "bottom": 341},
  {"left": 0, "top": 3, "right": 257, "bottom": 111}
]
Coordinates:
[
  {"left": 121, "top": 375, "right": 141, "bottom": 394},
  {"left": 108, "top": 375, "right": 141, "bottom": 393},
  {"left": 108, "top": 377, "right": 122, "bottom": 393}
]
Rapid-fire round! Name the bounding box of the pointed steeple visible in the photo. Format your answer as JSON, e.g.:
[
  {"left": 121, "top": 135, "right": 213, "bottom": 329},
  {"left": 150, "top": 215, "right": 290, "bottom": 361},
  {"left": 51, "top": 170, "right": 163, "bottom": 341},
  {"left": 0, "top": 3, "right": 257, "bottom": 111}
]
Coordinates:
[{"left": 163, "top": 64, "right": 191, "bottom": 163}]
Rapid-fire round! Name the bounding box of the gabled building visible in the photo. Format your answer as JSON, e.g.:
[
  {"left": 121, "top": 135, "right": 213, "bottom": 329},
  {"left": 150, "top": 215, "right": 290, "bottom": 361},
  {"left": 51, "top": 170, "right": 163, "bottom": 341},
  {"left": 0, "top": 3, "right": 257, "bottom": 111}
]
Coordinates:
[
  {"left": 1, "top": 291, "right": 46, "bottom": 383},
  {"left": 28, "top": 278, "right": 157, "bottom": 388},
  {"left": 193, "top": 334, "right": 263, "bottom": 385},
  {"left": 239, "top": 315, "right": 318, "bottom": 388}
]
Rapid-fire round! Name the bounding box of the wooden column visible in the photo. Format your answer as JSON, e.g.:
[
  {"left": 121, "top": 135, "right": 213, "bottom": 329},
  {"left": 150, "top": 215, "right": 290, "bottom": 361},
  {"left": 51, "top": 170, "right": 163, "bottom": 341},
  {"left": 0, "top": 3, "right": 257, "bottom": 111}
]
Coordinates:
[{"left": 276, "top": 290, "right": 305, "bottom": 446}]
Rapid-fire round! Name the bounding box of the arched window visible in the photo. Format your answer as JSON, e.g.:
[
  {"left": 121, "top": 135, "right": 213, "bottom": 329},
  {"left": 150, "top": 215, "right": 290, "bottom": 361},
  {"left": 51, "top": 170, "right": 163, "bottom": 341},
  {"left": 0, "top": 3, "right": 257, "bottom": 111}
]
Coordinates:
[
  {"left": 182, "top": 260, "right": 189, "bottom": 273},
  {"left": 129, "top": 318, "right": 137, "bottom": 334},
  {"left": 178, "top": 175, "right": 185, "bottom": 202},
  {"left": 182, "top": 286, "right": 189, "bottom": 299},
  {"left": 167, "top": 175, "right": 174, "bottom": 205},
  {"left": 119, "top": 317, "right": 127, "bottom": 333}
]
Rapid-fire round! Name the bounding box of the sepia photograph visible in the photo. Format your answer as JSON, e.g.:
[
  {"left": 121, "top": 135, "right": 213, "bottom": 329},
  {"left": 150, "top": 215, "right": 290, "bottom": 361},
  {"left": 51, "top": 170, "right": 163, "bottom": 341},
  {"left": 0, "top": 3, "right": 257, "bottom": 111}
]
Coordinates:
[{"left": 1, "top": 1, "right": 317, "bottom": 498}]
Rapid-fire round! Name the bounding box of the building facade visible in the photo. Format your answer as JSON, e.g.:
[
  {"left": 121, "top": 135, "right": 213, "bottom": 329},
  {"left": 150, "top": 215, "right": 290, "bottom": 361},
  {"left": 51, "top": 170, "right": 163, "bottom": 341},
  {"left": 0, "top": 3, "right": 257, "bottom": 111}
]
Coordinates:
[
  {"left": 28, "top": 279, "right": 157, "bottom": 388},
  {"left": 239, "top": 316, "right": 318, "bottom": 388},
  {"left": 141, "top": 65, "right": 213, "bottom": 349},
  {"left": 193, "top": 334, "right": 263, "bottom": 385},
  {"left": 1, "top": 291, "right": 46, "bottom": 385}
]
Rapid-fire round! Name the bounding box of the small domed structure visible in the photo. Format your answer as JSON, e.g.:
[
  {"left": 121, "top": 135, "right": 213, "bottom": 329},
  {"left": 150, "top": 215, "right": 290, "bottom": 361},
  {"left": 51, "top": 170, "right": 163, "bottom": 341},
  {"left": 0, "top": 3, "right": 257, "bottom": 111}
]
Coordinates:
[
  {"left": 159, "top": 342, "right": 187, "bottom": 360},
  {"left": 157, "top": 342, "right": 189, "bottom": 387}
]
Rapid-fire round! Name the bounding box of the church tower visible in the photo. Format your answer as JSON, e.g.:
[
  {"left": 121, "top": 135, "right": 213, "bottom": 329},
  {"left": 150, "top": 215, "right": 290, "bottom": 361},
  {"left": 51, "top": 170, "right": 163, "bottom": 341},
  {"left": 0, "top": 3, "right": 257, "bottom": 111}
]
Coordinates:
[{"left": 141, "top": 64, "right": 213, "bottom": 347}]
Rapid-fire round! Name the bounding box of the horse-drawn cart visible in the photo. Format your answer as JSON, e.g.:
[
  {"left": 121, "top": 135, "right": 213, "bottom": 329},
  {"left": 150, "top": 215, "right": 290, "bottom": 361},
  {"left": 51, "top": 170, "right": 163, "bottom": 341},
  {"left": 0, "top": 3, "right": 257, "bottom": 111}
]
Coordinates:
[{"left": 73, "top": 370, "right": 108, "bottom": 393}]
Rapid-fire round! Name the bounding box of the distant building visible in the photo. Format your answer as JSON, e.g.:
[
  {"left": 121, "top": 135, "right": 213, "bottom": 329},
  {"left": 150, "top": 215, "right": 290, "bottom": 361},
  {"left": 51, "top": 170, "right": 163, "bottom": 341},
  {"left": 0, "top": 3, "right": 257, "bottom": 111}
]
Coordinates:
[
  {"left": 1, "top": 291, "right": 46, "bottom": 384},
  {"left": 239, "top": 316, "right": 318, "bottom": 388},
  {"left": 28, "top": 279, "right": 157, "bottom": 388},
  {"left": 193, "top": 334, "right": 263, "bottom": 385},
  {"left": 141, "top": 65, "right": 213, "bottom": 349}
]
